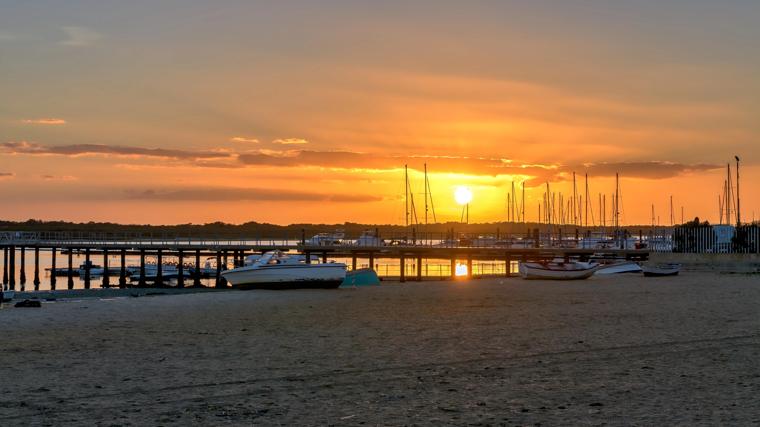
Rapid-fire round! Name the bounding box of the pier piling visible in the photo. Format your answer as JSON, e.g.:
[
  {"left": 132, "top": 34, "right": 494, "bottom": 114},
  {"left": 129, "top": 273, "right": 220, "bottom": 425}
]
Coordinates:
[
  {"left": 102, "top": 249, "right": 110, "bottom": 288},
  {"left": 369, "top": 252, "right": 374, "bottom": 270},
  {"left": 400, "top": 253, "right": 405, "bottom": 283},
  {"left": 2, "top": 247, "right": 7, "bottom": 286},
  {"left": 84, "top": 248, "right": 91, "bottom": 289},
  {"left": 193, "top": 250, "right": 201, "bottom": 287},
  {"left": 416, "top": 255, "right": 423, "bottom": 281},
  {"left": 467, "top": 255, "right": 473, "bottom": 279},
  {"left": 215, "top": 251, "right": 222, "bottom": 288},
  {"left": 138, "top": 249, "right": 146, "bottom": 287},
  {"left": 33, "top": 247, "right": 40, "bottom": 290},
  {"left": 352, "top": 253, "right": 357, "bottom": 271},
  {"left": 20, "top": 247, "right": 26, "bottom": 289},
  {"left": 119, "top": 249, "right": 126, "bottom": 288},
  {"left": 156, "top": 249, "right": 163, "bottom": 286},
  {"left": 304, "top": 250, "right": 311, "bottom": 264},
  {"left": 67, "top": 250, "right": 74, "bottom": 289},
  {"left": 9, "top": 246, "right": 15, "bottom": 290},
  {"left": 450, "top": 257, "right": 456, "bottom": 280},
  {"left": 50, "top": 248, "right": 56, "bottom": 290},
  {"left": 177, "top": 249, "right": 184, "bottom": 288}
]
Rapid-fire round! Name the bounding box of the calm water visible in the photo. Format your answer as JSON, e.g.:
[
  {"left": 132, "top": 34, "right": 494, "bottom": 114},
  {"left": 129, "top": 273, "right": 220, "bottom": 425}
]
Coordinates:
[{"left": 1, "top": 248, "right": 517, "bottom": 292}]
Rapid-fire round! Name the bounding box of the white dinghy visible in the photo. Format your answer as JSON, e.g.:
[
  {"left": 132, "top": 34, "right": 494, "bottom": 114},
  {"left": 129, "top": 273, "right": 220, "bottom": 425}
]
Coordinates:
[
  {"left": 595, "top": 261, "right": 643, "bottom": 275},
  {"left": 642, "top": 263, "right": 681, "bottom": 277},
  {"left": 519, "top": 261, "right": 599, "bottom": 280}
]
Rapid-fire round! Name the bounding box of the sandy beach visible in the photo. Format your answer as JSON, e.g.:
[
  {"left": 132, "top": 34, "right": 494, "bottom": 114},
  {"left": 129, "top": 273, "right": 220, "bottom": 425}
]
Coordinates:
[{"left": 1, "top": 273, "right": 759, "bottom": 425}]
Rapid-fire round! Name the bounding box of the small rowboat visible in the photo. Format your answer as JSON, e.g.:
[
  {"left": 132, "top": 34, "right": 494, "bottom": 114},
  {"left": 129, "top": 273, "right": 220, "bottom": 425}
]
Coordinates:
[
  {"left": 519, "top": 261, "right": 599, "bottom": 280},
  {"left": 595, "top": 261, "right": 643, "bottom": 275},
  {"left": 642, "top": 263, "right": 681, "bottom": 277}
]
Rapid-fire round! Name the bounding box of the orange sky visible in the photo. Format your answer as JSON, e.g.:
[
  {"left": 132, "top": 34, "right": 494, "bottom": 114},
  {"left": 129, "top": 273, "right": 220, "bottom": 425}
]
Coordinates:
[{"left": 1, "top": 1, "right": 758, "bottom": 225}]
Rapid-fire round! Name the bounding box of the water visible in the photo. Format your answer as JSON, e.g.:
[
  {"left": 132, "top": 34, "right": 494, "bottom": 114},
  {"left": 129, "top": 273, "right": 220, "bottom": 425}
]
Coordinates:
[{"left": 2, "top": 249, "right": 519, "bottom": 292}]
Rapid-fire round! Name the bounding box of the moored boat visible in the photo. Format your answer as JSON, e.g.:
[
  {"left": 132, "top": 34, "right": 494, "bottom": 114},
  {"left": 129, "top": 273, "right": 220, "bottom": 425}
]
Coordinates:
[
  {"left": 519, "top": 261, "right": 599, "bottom": 280},
  {"left": 595, "top": 261, "right": 643, "bottom": 275},
  {"left": 642, "top": 263, "right": 681, "bottom": 277},
  {"left": 221, "top": 251, "right": 346, "bottom": 289},
  {"left": 1, "top": 287, "right": 14, "bottom": 302}
]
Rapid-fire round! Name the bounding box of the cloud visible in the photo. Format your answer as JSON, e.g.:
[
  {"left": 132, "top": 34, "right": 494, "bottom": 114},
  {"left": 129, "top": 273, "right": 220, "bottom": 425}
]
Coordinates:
[
  {"left": 122, "top": 187, "right": 382, "bottom": 203},
  {"left": 1, "top": 141, "right": 234, "bottom": 161},
  {"left": 59, "top": 26, "right": 101, "bottom": 46},
  {"left": 230, "top": 136, "right": 260, "bottom": 144},
  {"left": 22, "top": 118, "right": 66, "bottom": 125},
  {"left": 41, "top": 174, "right": 78, "bottom": 181},
  {"left": 272, "top": 138, "right": 309, "bottom": 145},
  {"left": 577, "top": 161, "right": 722, "bottom": 179}
]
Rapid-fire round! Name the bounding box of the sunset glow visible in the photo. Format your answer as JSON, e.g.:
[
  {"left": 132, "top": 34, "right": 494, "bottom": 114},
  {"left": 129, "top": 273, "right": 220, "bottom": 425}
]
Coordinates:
[{"left": 1, "top": 1, "right": 758, "bottom": 225}]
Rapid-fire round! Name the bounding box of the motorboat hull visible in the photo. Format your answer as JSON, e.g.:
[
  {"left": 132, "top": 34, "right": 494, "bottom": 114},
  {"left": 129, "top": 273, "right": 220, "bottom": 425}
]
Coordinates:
[
  {"left": 520, "top": 262, "right": 599, "bottom": 280},
  {"left": 1, "top": 289, "right": 14, "bottom": 302},
  {"left": 595, "top": 261, "right": 643, "bottom": 275},
  {"left": 222, "top": 264, "right": 346, "bottom": 290}
]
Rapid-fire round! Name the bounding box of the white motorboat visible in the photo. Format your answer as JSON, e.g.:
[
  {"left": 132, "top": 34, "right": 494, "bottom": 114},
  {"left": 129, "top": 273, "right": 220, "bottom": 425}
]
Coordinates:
[
  {"left": 221, "top": 251, "right": 347, "bottom": 289},
  {"left": 308, "top": 230, "right": 345, "bottom": 246},
  {"left": 354, "top": 230, "right": 383, "bottom": 246},
  {"left": 642, "top": 263, "right": 681, "bottom": 277},
  {"left": 595, "top": 261, "right": 643, "bottom": 275},
  {"left": 520, "top": 261, "right": 599, "bottom": 280}
]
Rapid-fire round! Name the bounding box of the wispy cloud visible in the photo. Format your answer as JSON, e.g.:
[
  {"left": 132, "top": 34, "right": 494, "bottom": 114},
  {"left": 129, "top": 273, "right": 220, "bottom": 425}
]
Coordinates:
[
  {"left": 122, "top": 187, "right": 382, "bottom": 203},
  {"left": 59, "top": 26, "right": 101, "bottom": 47},
  {"left": 0, "top": 172, "right": 15, "bottom": 179},
  {"left": 272, "top": 138, "right": 309, "bottom": 145},
  {"left": 22, "top": 118, "right": 66, "bottom": 125},
  {"left": 41, "top": 174, "right": 78, "bottom": 181},
  {"left": 577, "top": 162, "right": 722, "bottom": 179},
  {"left": 1, "top": 141, "right": 234, "bottom": 161},
  {"left": 230, "top": 136, "right": 260, "bottom": 144}
]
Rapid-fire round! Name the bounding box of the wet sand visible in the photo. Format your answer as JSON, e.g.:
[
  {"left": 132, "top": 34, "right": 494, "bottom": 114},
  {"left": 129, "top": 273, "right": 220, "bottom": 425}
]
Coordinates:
[{"left": 1, "top": 273, "right": 759, "bottom": 425}]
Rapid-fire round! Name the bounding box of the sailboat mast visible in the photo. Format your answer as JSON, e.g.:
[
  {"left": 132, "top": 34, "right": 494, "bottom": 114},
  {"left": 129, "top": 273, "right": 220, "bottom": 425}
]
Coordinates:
[
  {"left": 424, "top": 164, "right": 428, "bottom": 227},
  {"left": 521, "top": 182, "right": 525, "bottom": 223},
  {"left": 404, "top": 164, "right": 409, "bottom": 227},
  {"left": 572, "top": 172, "right": 577, "bottom": 226},
  {"left": 584, "top": 173, "right": 589, "bottom": 228},
  {"left": 614, "top": 173, "right": 619, "bottom": 229}
]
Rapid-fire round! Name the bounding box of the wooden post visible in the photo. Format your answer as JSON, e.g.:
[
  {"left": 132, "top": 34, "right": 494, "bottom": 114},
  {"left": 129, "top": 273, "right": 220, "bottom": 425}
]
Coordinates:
[
  {"left": 84, "top": 248, "right": 91, "bottom": 289},
  {"left": 467, "top": 254, "right": 473, "bottom": 279},
  {"left": 102, "top": 248, "right": 110, "bottom": 288},
  {"left": 19, "top": 247, "right": 26, "bottom": 288},
  {"left": 156, "top": 249, "right": 163, "bottom": 287},
  {"left": 368, "top": 252, "right": 374, "bottom": 270},
  {"left": 193, "top": 249, "right": 202, "bottom": 287},
  {"left": 9, "top": 246, "right": 16, "bottom": 290},
  {"left": 351, "top": 253, "right": 357, "bottom": 271},
  {"left": 33, "top": 247, "right": 40, "bottom": 290},
  {"left": 215, "top": 251, "right": 223, "bottom": 288},
  {"left": 450, "top": 257, "right": 456, "bottom": 280},
  {"left": 322, "top": 252, "right": 328, "bottom": 263},
  {"left": 177, "top": 249, "right": 184, "bottom": 288},
  {"left": 50, "top": 248, "right": 57, "bottom": 290},
  {"left": 2, "top": 247, "right": 7, "bottom": 286},
  {"left": 399, "top": 253, "right": 406, "bottom": 282},
  {"left": 416, "top": 255, "right": 423, "bottom": 281},
  {"left": 304, "top": 250, "right": 311, "bottom": 264},
  {"left": 220, "top": 250, "right": 228, "bottom": 287},
  {"left": 119, "top": 249, "right": 127, "bottom": 288},
  {"left": 138, "top": 249, "right": 146, "bottom": 287},
  {"left": 67, "top": 249, "right": 74, "bottom": 289}
]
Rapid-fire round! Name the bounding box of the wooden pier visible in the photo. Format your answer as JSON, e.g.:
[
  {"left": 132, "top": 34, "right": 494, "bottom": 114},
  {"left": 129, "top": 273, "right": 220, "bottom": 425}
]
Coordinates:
[{"left": 0, "top": 233, "right": 649, "bottom": 291}]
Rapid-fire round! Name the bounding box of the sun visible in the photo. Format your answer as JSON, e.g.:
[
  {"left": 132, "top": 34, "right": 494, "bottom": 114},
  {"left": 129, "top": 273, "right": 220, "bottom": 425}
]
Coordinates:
[{"left": 454, "top": 186, "right": 473, "bottom": 205}]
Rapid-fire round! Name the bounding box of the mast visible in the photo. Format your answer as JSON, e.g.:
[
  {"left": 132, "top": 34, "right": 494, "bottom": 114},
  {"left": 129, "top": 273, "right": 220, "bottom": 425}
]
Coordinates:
[
  {"left": 614, "top": 173, "right": 619, "bottom": 229},
  {"left": 584, "top": 173, "right": 589, "bottom": 228},
  {"left": 521, "top": 182, "right": 525, "bottom": 223},
  {"left": 670, "top": 195, "right": 674, "bottom": 226},
  {"left": 572, "top": 172, "right": 577, "bottom": 226},
  {"left": 424, "top": 163, "right": 428, "bottom": 227},
  {"left": 404, "top": 164, "right": 409, "bottom": 227},
  {"left": 735, "top": 155, "right": 741, "bottom": 226}
]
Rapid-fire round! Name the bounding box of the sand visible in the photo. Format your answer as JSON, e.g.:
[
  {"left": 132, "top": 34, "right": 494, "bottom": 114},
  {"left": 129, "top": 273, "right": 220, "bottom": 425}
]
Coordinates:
[{"left": 1, "top": 273, "right": 759, "bottom": 426}]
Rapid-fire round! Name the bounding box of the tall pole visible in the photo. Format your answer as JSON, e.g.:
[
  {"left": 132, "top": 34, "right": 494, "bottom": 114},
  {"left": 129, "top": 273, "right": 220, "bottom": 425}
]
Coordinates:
[
  {"left": 735, "top": 156, "right": 741, "bottom": 226},
  {"left": 404, "top": 165, "right": 409, "bottom": 228},
  {"left": 572, "top": 172, "right": 577, "bottom": 226},
  {"left": 423, "top": 163, "right": 428, "bottom": 227},
  {"left": 521, "top": 182, "right": 525, "bottom": 224},
  {"left": 614, "top": 173, "right": 619, "bottom": 229},
  {"left": 584, "top": 173, "right": 589, "bottom": 228}
]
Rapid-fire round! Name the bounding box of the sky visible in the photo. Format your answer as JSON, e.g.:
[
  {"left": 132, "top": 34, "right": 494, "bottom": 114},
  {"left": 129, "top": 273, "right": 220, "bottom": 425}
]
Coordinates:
[{"left": 1, "top": 0, "right": 759, "bottom": 225}]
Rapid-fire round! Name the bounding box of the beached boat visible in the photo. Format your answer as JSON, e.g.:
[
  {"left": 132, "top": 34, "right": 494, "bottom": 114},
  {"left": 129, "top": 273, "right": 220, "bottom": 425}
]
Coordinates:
[
  {"left": 341, "top": 268, "right": 381, "bottom": 287},
  {"left": 642, "top": 263, "right": 681, "bottom": 277},
  {"left": 519, "top": 261, "right": 599, "bottom": 280},
  {"left": 595, "top": 261, "right": 643, "bottom": 275},
  {"left": 221, "top": 250, "right": 346, "bottom": 289},
  {"left": 1, "top": 287, "right": 14, "bottom": 302}
]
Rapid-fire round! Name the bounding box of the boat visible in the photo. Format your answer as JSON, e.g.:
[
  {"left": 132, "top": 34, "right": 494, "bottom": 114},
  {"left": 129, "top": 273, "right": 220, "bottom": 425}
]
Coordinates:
[
  {"left": 642, "top": 263, "right": 681, "bottom": 277},
  {"left": 221, "top": 250, "right": 346, "bottom": 289},
  {"left": 519, "top": 261, "right": 599, "bottom": 280},
  {"left": 1, "top": 287, "right": 14, "bottom": 302},
  {"left": 595, "top": 261, "right": 643, "bottom": 275},
  {"left": 307, "top": 230, "right": 345, "bottom": 246},
  {"left": 354, "top": 230, "right": 383, "bottom": 246},
  {"left": 341, "top": 268, "right": 381, "bottom": 287}
]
